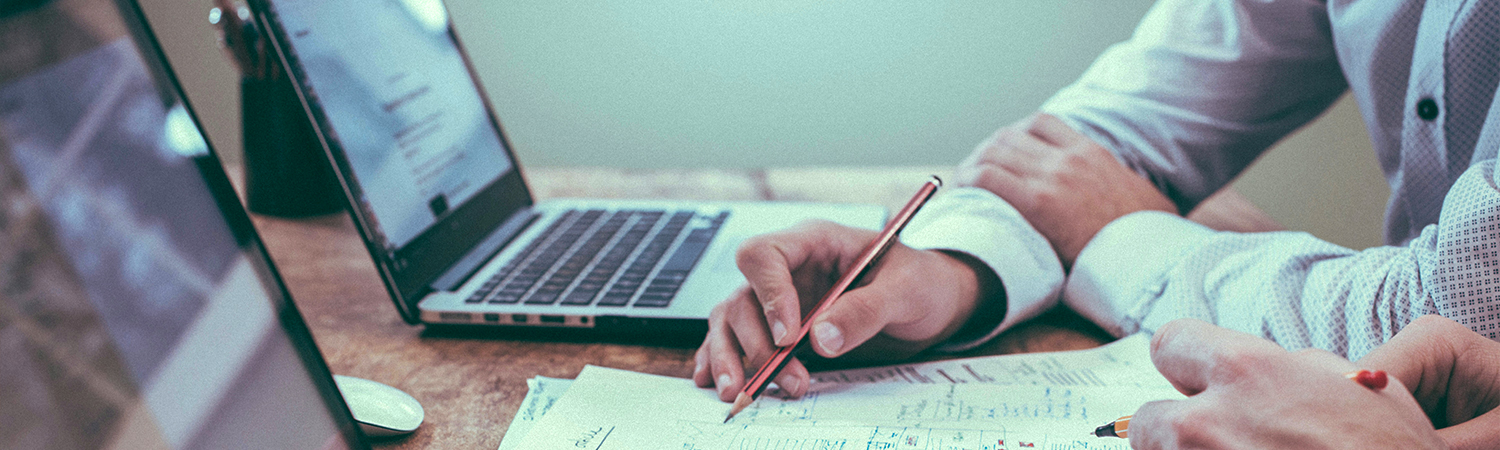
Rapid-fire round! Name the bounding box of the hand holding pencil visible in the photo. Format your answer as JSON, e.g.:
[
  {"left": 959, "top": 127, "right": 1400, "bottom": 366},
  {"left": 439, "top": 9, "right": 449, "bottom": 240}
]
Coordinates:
[
  {"left": 1113, "top": 319, "right": 1445, "bottom": 449},
  {"left": 694, "top": 178, "right": 1003, "bottom": 408}
]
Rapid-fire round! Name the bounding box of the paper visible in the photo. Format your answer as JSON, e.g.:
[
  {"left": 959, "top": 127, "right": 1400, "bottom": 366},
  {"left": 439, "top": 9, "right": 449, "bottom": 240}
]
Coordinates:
[
  {"left": 810, "top": 334, "right": 1168, "bottom": 389},
  {"left": 498, "top": 376, "right": 574, "bottom": 450},
  {"left": 510, "top": 335, "right": 1181, "bottom": 450}
]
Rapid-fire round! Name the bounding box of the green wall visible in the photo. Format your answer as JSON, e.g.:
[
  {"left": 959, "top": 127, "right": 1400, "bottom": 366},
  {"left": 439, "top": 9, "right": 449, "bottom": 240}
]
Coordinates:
[{"left": 447, "top": 1, "right": 1157, "bottom": 167}]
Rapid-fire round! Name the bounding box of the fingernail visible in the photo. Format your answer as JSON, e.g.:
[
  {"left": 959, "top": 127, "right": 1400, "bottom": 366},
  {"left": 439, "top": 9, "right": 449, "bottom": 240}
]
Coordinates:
[
  {"left": 771, "top": 320, "right": 788, "bottom": 344},
  {"left": 814, "top": 322, "right": 843, "bottom": 355},
  {"left": 717, "top": 374, "right": 733, "bottom": 394},
  {"left": 785, "top": 376, "right": 801, "bottom": 396},
  {"left": 693, "top": 362, "right": 704, "bottom": 378}
]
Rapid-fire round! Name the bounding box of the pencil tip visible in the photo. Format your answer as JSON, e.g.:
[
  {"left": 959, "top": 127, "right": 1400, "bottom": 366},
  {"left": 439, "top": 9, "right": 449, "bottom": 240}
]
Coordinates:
[{"left": 723, "top": 393, "right": 752, "bottom": 424}]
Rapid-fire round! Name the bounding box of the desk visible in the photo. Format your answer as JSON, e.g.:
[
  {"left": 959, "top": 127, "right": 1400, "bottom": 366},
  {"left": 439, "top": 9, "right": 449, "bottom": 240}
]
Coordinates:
[{"left": 247, "top": 167, "right": 1281, "bottom": 449}]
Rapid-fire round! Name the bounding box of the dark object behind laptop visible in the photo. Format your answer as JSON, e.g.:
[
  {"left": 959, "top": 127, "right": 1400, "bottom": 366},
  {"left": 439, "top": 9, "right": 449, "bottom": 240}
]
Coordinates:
[{"left": 242, "top": 73, "right": 344, "bottom": 217}]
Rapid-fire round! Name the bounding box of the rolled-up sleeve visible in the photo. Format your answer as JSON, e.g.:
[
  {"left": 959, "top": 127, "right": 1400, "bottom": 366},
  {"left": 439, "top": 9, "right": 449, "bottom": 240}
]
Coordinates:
[
  {"left": 1042, "top": 0, "right": 1348, "bottom": 213},
  {"left": 900, "top": 187, "right": 1064, "bottom": 352},
  {"left": 1067, "top": 160, "right": 1500, "bottom": 359}
]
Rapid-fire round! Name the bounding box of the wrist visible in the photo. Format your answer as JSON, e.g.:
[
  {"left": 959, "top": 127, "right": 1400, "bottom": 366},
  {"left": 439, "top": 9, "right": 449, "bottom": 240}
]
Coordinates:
[{"left": 933, "top": 250, "right": 1007, "bottom": 347}]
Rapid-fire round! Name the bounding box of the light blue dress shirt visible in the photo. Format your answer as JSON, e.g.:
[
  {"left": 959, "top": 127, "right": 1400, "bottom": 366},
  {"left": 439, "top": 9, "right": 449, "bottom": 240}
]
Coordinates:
[{"left": 902, "top": 0, "right": 1500, "bottom": 359}]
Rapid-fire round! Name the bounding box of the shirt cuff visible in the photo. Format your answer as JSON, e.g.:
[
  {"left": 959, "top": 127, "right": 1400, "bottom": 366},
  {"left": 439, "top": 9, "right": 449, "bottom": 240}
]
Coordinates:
[
  {"left": 899, "top": 187, "right": 1065, "bottom": 352},
  {"left": 1065, "top": 211, "right": 1214, "bottom": 337}
]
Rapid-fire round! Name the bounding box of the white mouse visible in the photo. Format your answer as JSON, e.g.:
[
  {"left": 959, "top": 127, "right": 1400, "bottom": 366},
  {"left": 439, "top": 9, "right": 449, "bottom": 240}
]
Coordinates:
[{"left": 333, "top": 375, "right": 425, "bottom": 437}]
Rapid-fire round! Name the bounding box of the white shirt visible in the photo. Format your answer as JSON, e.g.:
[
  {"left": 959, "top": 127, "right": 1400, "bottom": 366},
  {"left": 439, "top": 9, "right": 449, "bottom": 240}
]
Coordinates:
[{"left": 902, "top": 0, "right": 1500, "bottom": 359}]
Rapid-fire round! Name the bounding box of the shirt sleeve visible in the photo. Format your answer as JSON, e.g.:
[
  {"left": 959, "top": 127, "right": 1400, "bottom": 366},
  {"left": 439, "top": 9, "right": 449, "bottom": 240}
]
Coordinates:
[
  {"left": 1066, "top": 160, "right": 1500, "bottom": 359},
  {"left": 1041, "top": 0, "right": 1348, "bottom": 214},
  {"left": 898, "top": 187, "right": 1065, "bottom": 352}
]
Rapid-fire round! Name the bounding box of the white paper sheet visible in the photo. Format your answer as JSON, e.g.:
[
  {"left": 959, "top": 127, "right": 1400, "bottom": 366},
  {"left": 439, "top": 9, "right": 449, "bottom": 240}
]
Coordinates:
[
  {"left": 497, "top": 376, "right": 574, "bottom": 450},
  {"left": 510, "top": 335, "right": 1180, "bottom": 450}
]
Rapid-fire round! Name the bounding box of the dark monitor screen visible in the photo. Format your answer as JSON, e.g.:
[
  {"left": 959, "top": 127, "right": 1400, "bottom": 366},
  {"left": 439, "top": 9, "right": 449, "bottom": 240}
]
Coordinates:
[
  {"left": 0, "top": 0, "right": 368, "bottom": 448},
  {"left": 253, "top": 0, "right": 536, "bottom": 314}
]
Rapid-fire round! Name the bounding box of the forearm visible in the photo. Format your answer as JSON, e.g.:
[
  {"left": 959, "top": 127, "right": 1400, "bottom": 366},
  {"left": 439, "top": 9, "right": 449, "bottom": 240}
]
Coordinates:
[{"left": 1067, "top": 161, "right": 1500, "bottom": 359}]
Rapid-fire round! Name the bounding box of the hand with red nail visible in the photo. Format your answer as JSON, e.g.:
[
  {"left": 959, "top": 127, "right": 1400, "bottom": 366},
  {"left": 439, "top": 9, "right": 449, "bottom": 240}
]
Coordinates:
[
  {"left": 1358, "top": 315, "right": 1500, "bottom": 450},
  {"left": 1129, "top": 319, "right": 1443, "bottom": 450},
  {"left": 692, "top": 220, "right": 999, "bottom": 401}
]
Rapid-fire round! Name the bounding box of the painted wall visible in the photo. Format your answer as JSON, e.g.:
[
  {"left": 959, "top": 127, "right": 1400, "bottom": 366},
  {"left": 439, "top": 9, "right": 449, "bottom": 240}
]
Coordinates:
[{"left": 139, "top": 0, "right": 1388, "bottom": 249}]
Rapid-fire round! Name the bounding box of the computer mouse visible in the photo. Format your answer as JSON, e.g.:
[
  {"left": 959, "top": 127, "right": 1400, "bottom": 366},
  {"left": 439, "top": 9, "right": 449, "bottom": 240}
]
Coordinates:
[{"left": 333, "top": 375, "right": 425, "bottom": 437}]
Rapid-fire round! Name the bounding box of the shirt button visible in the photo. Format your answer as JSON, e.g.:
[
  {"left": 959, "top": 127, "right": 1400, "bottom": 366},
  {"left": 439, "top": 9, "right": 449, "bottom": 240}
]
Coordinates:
[{"left": 1417, "top": 97, "right": 1439, "bottom": 121}]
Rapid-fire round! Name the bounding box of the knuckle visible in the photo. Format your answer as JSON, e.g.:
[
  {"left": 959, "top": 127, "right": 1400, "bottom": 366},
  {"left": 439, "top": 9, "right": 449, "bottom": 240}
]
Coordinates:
[
  {"left": 1208, "top": 345, "right": 1273, "bottom": 382},
  {"left": 1166, "top": 407, "right": 1223, "bottom": 447},
  {"left": 709, "top": 302, "right": 731, "bottom": 323},
  {"left": 972, "top": 167, "right": 1009, "bottom": 193},
  {"left": 1023, "top": 113, "right": 1049, "bottom": 132},
  {"left": 1058, "top": 151, "right": 1090, "bottom": 171}
]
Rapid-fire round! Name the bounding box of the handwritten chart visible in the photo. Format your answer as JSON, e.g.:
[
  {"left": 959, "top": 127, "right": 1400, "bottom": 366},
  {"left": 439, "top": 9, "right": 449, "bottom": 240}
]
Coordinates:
[{"left": 505, "top": 335, "right": 1180, "bottom": 450}]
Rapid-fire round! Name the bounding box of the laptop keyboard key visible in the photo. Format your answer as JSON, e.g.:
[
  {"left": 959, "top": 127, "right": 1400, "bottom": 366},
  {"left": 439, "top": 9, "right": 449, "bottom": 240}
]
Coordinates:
[{"left": 597, "top": 293, "right": 632, "bottom": 306}]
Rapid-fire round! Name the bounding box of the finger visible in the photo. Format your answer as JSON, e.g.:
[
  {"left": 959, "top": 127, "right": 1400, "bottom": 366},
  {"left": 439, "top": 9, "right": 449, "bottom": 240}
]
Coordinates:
[
  {"left": 693, "top": 344, "right": 712, "bottom": 387},
  {"left": 724, "top": 297, "right": 813, "bottom": 398},
  {"left": 1357, "top": 315, "right": 1468, "bottom": 404},
  {"left": 771, "top": 359, "right": 811, "bottom": 398},
  {"left": 729, "top": 295, "right": 779, "bottom": 371},
  {"left": 736, "top": 236, "right": 810, "bottom": 347},
  {"left": 981, "top": 128, "right": 1054, "bottom": 178},
  {"left": 1026, "top": 113, "right": 1084, "bottom": 147},
  {"left": 1291, "top": 348, "right": 1359, "bottom": 373},
  {"left": 1439, "top": 408, "right": 1500, "bottom": 450},
  {"left": 1128, "top": 399, "right": 1177, "bottom": 450},
  {"left": 1149, "top": 318, "right": 1282, "bottom": 396},
  {"left": 805, "top": 286, "right": 904, "bottom": 358},
  {"left": 706, "top": 311, "right": 748, "bottom": 402},
  {"left": 953, "top": 163, "right": 1029, "bottom": 204}
]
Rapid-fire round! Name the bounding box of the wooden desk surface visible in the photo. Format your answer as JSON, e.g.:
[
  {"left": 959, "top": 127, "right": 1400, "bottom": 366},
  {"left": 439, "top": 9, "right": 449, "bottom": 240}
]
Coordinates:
[{"left": 247, "top": 167, "right": 1280, "bottom": 449}]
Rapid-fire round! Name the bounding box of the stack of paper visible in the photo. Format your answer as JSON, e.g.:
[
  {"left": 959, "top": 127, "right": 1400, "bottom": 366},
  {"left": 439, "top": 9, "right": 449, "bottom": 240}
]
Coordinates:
[{"left": 498, "top": 334, "right": 1180, "bottom": 450}]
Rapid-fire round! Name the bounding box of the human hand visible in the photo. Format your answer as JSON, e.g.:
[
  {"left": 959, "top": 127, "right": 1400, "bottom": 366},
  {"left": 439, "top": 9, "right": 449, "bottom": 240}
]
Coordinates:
[
  {"left": 1358, "top": 315, "right": 1500, "bottom": 450},
  {"left": 954, "top": 113, "right": 1175, "bottom": 268},
  {"left": 692, "top": 221, "right": 997, "bottom": 402},
  {"left": 1129, "top": 319, "right": 1445, "bottom": 449}
]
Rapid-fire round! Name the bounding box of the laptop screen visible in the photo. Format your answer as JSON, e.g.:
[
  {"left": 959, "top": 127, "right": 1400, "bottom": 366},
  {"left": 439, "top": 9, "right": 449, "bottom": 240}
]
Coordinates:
[
  {"left": 256, "top": 0, "right": 535, "bottom": 311},
  {"left": 267, "top": 0, "right": 514, "bottom": 249},
  {"left": 0, "top": 0, "right": 366, "bottom": 448}
]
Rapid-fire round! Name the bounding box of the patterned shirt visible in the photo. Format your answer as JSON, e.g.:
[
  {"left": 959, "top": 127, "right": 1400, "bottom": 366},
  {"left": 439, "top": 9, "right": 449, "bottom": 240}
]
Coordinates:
[{"left": 903, "top": 0, "right": 1500, "bottom": 359}]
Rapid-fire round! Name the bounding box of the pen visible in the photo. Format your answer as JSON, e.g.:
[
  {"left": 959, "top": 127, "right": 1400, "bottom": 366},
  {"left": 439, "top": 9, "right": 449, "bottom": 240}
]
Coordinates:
[
  {"left": 1092, "top": 369, "right": 1389, "bottom": 439},
  {"left": 723, "top": 176, "right": 943, "bottom": 423}
]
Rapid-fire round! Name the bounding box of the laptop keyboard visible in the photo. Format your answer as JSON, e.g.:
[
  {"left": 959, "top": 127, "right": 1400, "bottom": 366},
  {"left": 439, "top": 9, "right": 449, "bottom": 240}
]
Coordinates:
[{"left": 463, "top": 209, "right": 728, "bottom": 308}]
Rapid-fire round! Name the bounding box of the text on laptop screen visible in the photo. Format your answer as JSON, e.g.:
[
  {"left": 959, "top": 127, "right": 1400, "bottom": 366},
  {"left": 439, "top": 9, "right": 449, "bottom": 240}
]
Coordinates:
[
  {"left": 0, "top": 0, "right": 352, "bottom": 447},
  {"left": 271, "top": 0, "right": 514, "bottom": 251}
]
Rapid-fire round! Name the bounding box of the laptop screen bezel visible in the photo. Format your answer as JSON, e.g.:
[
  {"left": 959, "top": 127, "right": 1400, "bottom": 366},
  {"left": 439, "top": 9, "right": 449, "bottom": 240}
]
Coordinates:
[
  {"left": 247, "top": 0, "right": 537, "bottom": 323},
  {"left": 114, "top": 0, "right": 372, "bottom": 446}
]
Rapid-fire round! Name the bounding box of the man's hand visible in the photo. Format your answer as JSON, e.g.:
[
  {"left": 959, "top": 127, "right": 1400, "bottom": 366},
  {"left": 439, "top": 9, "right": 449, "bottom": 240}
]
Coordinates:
[
  {"left": 955, "top": 113, "right": 1175, "bottom": 268},
  {"left": 1359, "top": 315, "right": 1500, "bottom": 450},
  {"left": 1130, "top": 319, "right": 1446, "bottom": 449},
  {"left": 693, "top": 221, "right": 996, "bottom": 402}
]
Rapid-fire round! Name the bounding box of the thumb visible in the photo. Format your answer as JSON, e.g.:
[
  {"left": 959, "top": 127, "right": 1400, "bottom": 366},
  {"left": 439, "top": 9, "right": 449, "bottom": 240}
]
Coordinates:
[{"left": 806, "top": 287, "right": 901, "bottom": 358}]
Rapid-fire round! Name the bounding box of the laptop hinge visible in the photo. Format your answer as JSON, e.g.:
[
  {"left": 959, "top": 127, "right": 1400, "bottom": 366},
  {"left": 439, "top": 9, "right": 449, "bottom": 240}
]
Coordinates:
[{"left": 431, "top": 207, "right": 539, "bottom": 292}]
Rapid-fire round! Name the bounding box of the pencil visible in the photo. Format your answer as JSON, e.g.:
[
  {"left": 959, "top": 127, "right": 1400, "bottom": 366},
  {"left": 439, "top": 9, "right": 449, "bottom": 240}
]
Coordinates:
[
  {"left": 1092, "top": 369, "right": 1389, "bottom": 439},
  {"left": 723, "top": 176, "right": 943, "bottom": 423}
]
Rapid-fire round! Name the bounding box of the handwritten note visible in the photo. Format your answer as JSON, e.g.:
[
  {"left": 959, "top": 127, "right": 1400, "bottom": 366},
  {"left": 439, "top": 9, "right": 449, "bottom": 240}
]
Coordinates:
[
  {"left": 498, "top": 376, "right": 573, "bottom": 450},
  {"left": 811, "top": 334, "right": 1167, "bottom": 389},
  {"left": 508, "top": 334, "right": 1180, "bottom": 450}
]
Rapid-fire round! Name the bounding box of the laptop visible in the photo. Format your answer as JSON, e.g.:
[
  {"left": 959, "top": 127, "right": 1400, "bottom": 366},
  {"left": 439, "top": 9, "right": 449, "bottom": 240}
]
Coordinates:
[
  {"left": 245, "top": 0, "right": 887, "bottom": 335},
  {"left": 0, "top": 0, "right": 367, "bottom": 447}
]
